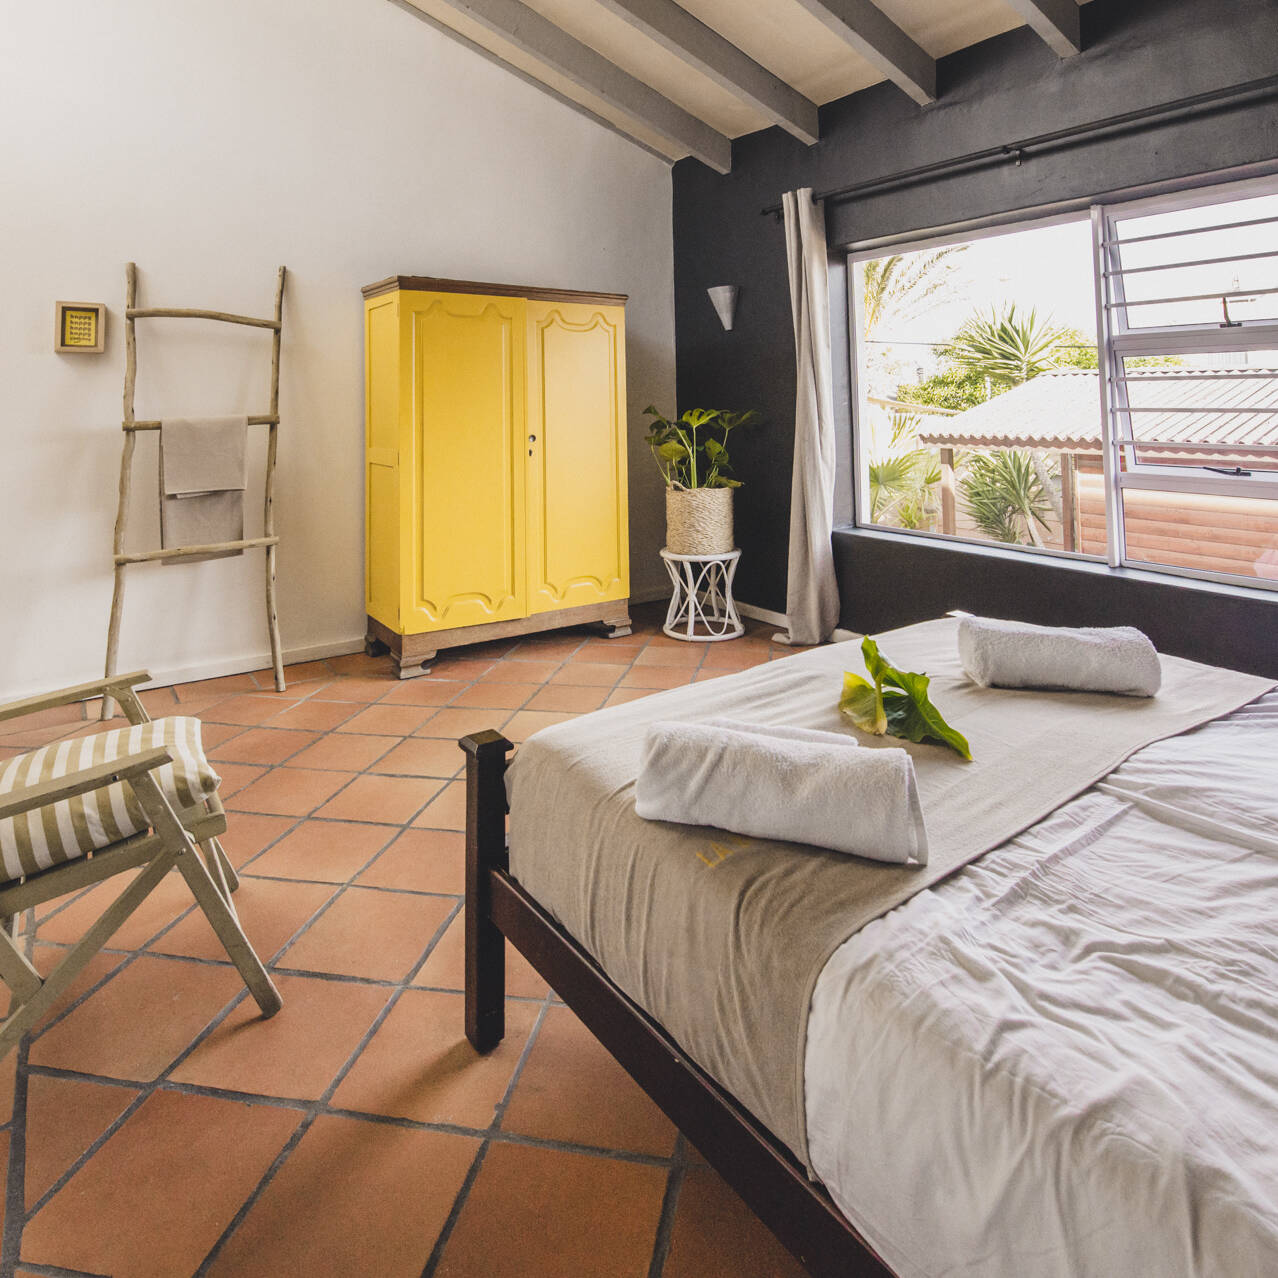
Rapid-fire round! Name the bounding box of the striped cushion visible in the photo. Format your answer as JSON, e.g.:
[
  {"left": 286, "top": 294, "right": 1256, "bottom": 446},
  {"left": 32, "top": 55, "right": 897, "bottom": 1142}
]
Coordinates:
[{"left": 0, "top": 717, "right": 219, "bottom": 882}]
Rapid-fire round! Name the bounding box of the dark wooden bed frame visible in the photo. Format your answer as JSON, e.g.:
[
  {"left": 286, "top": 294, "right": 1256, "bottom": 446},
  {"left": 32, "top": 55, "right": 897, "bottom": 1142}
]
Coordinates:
[{"left": 461, "top": 729, "right": 893, "bottom": 1278}]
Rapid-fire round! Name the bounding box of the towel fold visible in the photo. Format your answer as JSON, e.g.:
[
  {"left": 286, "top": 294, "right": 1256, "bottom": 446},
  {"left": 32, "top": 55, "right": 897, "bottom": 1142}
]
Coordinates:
[
  {"left": 958, "top": 615, "right": 1161, "bottom": 697},
  {"left": 159, "top": 416, "right": 248, "bottom": 561},
  {"left": 635, "top": 720, "right": 928, "bottom": 866},
  {"left": 701, "top": 718, "right": 860, "bottom": 748}
]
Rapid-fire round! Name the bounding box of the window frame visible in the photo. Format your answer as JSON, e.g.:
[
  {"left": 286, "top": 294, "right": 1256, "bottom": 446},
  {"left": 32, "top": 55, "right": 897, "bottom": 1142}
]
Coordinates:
[
  {"left": 847, "top": 171, "right": 1278, "bottom": 593},
  {"left": 1093, "top": 176, "right": 1278, "bottom": 583}
]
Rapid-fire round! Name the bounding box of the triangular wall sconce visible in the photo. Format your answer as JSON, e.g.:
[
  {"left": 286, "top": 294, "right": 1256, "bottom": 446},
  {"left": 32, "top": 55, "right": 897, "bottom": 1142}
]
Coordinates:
[{"left": 707, "top": 285, "right": 739, "bottom": 331}]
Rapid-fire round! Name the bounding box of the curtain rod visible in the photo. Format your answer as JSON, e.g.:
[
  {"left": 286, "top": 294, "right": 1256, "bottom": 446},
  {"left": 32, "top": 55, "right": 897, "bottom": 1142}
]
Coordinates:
[{"left": 759, "top": 74, "right": 1278, "bottom": 219}]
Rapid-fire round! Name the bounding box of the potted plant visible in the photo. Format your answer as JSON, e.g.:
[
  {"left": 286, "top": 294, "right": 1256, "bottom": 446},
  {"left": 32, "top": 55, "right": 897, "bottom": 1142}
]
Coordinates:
[{"left": 644, "top": 405, "right": 759, "bottom": 555}]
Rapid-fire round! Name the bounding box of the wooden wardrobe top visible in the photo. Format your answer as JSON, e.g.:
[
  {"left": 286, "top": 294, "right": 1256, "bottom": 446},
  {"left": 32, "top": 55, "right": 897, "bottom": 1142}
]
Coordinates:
[{"left": 362, "top": 276, "right": 628, "bottom": 305}]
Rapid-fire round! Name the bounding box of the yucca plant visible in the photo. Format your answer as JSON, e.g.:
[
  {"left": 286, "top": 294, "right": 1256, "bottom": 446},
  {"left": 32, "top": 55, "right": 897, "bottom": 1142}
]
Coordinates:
[
  {"left": 945, "top": 305, "right": 1070, "bottom": 391},
  {"left": 961, "top": 449, "right": 1055, "bottom": 547}
]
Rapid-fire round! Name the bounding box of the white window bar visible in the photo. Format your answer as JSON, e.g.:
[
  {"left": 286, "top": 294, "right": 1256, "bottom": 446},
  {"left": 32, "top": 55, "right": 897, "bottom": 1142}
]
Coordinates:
[
  {"left": 1100, "top": 212, "right": 1278, "bottom": 248},
  {"left": 1094, "top": 174, "right": 1278, "bottom": 590},
  {"left": 1091, "top": 204, "right": 1125, "bottom": 568},
  {"left": 1104, "top": 247, "right": 1278, "bottom": 276}
]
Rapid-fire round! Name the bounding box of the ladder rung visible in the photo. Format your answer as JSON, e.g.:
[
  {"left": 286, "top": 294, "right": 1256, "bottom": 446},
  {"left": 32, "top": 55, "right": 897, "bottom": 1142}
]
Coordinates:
[
  {"left": 126, "top": 307, "right": 280, "bottom": 330},
  {"left": 123, "top": 416, "right": 279, "bottom": 431},
  {"left": 115, "top": 536, "right": 279, "bottom": 565}
]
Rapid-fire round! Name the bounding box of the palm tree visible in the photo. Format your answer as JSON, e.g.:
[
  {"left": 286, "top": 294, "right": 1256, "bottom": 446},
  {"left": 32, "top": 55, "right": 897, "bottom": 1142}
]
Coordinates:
[
  {"left": 861, "top": 247, "right": 964, "bottom": 337},
  {"left": 867, "top": 413, "right": 941, "bottom": 530}
]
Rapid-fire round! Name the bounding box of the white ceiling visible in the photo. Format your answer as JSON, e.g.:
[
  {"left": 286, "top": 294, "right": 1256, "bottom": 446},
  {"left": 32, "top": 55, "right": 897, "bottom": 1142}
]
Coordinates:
[{"left": 401, "top": 0, "right": 1090, "bottom": 167}]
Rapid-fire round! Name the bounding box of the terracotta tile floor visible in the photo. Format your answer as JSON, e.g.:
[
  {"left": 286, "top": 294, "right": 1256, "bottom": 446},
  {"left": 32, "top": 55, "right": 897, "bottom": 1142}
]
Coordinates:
[{"left": 1, "top": 604, "right": 810, "bottom": 1276}]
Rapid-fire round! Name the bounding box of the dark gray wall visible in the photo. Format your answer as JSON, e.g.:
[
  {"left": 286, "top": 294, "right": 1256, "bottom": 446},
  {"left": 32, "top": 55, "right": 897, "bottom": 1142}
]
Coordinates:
[
  {"left": 672, "top": 0, "right": 1278, "bottom": 670},
  {"left": 837, "top": 531, "right": 1277, "bottom": 676}
]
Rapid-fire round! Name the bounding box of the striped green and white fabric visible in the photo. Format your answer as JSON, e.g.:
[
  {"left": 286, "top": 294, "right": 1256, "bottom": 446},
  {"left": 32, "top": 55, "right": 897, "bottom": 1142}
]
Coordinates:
[{"left": 0, "top": 717, "right": 220, "bottom": 882}]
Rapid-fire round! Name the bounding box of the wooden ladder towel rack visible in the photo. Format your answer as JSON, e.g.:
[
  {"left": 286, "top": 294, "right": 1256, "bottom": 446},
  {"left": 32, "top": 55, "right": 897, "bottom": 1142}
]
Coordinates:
[{"left": 102, "top": 262, "right": 287, "bottom": 718}]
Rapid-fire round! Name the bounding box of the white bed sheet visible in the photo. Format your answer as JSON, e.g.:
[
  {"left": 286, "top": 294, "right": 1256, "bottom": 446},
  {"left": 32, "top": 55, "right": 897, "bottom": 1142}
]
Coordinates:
[{"left": 806, "top": 691, "right": 1278, "bottom": 1278}]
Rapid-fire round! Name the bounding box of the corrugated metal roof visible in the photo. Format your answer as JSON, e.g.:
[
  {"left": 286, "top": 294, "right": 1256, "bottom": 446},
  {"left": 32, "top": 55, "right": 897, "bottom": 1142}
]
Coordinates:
[{"left": 914, "top": 369, "right": 1278, "bottom": 458}]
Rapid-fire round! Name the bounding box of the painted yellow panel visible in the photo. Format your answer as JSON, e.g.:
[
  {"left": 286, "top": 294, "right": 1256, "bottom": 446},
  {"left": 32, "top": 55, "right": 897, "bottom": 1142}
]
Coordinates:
[
  {"left": 400, "top": 292, "right": 527, "bottom": 633},
  {"left": 364, "top": 296, "right": 400, "bottom": 628},
  {"left": 525, "top": 301, "right": 629, "bottom": 614}
]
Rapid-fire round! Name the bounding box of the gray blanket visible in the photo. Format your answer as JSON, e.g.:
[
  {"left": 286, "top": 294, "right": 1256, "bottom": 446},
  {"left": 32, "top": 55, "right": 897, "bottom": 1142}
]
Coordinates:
[{"left": 506, "top": 618, "right": 1273, "bottom": 1168}]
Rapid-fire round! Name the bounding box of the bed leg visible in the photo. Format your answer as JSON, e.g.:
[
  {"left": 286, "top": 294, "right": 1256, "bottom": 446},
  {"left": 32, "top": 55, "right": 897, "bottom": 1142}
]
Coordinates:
[{"left": 461, "top": 729, "right": 514, "bottom": 1053}]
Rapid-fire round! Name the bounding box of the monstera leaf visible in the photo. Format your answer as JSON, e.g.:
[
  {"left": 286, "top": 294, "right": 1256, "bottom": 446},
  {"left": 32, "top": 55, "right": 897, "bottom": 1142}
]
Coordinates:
[{"left": 839, "top": 637, "right": 972, "bottom": 760}]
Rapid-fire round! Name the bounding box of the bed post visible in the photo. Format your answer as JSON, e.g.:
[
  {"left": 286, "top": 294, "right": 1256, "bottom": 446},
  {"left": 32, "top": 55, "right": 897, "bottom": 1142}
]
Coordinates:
[{"left": 461, "top": 729, "right": 514, "bottom": 1053}]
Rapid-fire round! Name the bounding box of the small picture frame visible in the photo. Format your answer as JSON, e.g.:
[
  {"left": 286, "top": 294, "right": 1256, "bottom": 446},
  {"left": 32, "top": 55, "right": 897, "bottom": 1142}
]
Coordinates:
[{"left": 55, "top": 301, "right": 106, "bottom": 353}]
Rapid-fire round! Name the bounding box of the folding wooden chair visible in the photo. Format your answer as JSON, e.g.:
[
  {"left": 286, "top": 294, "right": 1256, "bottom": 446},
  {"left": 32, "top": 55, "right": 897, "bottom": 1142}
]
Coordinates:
[{"left": 0, "top": 671, "right": 281, "bottom": 1060}]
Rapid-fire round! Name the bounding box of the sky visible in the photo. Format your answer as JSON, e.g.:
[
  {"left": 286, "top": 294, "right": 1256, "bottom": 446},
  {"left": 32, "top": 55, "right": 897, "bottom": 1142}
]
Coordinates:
[{"left": 857, "top": 188, "right": 1278, "bottom": 390}]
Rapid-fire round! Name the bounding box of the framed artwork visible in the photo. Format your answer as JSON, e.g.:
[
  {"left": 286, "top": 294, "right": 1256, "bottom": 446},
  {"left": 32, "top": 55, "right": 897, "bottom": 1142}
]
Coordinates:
[{"left": 55, "top": 301, "right": 106, "bottom": 353}]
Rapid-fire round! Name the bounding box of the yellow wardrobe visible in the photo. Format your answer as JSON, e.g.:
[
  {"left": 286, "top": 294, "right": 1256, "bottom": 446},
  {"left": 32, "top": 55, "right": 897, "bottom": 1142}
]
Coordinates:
[{"left": 361, "top": 276, "right": 631, "bottom": 677}]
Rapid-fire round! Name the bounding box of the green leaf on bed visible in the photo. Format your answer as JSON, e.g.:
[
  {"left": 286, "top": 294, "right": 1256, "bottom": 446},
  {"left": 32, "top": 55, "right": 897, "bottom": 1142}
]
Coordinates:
[
  {"left": 839, "top": 637, "right": 972, "bottom": 760},
  {"left": 838, "top": 671, "right": 887, "bottom": 736}
]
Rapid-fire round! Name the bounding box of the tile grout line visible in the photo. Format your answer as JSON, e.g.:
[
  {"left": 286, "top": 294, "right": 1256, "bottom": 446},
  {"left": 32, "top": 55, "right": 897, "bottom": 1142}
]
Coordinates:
[
  {"left": 18, "top": 867, "right": 364, "bottom": 1224},
  {"left": 419, "top": 994, "right": 556, "bottom": 1278},
  {"left": 1, "top": 919, "right": 37, "bottom": 1274},
  {"left": 190, "top": 897, "right": 465, "bottom": 1276},
  {"left": 11, "top": 609, "right": 771, "bottom": 1270},
  {"left": 646, "top": 1133, "right": 693, "bottom": 1278},
  {"left": 17, "top": 813, "right": 395, "bottom": 1228}
]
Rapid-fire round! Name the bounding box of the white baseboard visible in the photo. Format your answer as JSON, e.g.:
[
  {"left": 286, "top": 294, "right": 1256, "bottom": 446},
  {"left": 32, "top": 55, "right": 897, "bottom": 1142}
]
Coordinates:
[
  {"left": 138, "top": 636, "right": 367, "bottom": 692},
  {"left": 633, "top": 591, "right": 792, "bottom": 632},
  {"left": 831, "top": 627, "right": 861, "bottom": 642},
  {"left": 736, "top": 601, "right": 789, "bottom": 629}
]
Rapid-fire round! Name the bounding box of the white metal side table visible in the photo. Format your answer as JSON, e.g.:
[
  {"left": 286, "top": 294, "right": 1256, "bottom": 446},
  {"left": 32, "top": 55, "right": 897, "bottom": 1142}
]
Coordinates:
[{"left": 660, "top": 548, "right": 745, "bottom": 642}]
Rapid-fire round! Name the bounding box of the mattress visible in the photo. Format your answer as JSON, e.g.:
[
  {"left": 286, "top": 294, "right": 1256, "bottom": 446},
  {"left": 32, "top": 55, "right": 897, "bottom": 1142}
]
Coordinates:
[{"left": 806, "top": 690, "right": 1278, "bottom": 1278}]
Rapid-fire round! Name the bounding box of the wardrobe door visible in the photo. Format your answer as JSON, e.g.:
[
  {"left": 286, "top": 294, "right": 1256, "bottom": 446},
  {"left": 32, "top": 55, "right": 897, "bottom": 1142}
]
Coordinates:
[
  {"left": 525, "top": 300, "right": 629, "bottom": 614},
  {"left": 400, "top": 291, "right": 527, "bottom": 634}
]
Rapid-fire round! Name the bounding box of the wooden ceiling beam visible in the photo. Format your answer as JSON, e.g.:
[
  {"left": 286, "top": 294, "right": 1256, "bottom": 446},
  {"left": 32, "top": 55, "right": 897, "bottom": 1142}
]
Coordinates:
[
  {"left": 1002, "top": 0, "right": 1082, "bottom": 57},
  {"left": 410, "top": 0, "right": 732, "bottom": 171},
  {"left": 791, "top": 0, "right": 936, "bottom": 106},
  {"left": 593, "top": 0, "right": 820, "bottom": 145}
]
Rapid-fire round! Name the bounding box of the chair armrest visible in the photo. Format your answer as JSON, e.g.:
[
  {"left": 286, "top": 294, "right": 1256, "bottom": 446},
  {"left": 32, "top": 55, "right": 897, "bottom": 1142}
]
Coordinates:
[
  {"left": 0, "top": 746, "right": 172, "bottom": 822},
  {"left": 0, "top": 671, "right": 152, "bottom": 726}
]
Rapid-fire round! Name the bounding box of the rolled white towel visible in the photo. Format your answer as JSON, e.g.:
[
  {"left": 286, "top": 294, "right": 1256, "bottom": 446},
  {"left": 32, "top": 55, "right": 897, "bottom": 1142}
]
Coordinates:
[
  {"left": 635, "top": 720, "right": 928, "bottom": 866},
  {"left": 957, "top": 615, "right": 1161, "bottom": 697},
  {"left": 701, "top": 718, "right": 860, "bottom": 748}
]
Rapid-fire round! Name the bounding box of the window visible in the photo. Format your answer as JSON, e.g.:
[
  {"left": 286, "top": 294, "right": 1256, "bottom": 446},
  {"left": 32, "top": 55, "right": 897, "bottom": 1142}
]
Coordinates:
[
  {"left": 850, "top": 174, "right": 1278, "bottom": 589},
  {"left": 1095, "top": 181, "right": 1278, "bottom": 583}
]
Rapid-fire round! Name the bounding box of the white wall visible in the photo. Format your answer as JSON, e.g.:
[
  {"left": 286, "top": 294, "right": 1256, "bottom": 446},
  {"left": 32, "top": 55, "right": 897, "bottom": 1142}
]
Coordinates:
[{"left": 0, "top": 0, "right": 675, "bottom": 701}]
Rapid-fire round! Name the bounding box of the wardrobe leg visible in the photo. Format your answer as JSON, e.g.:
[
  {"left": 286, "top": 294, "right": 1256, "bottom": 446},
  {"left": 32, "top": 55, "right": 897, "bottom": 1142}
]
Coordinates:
[
  {"left": 395, "top": 652, "right": 436, "bottom": 679},
  {"left": 598, "top": 607, "right": 632, "bottom": 640}
]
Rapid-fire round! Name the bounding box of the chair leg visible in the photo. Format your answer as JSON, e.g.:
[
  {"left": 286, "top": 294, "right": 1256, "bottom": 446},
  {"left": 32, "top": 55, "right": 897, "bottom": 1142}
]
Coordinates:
[
  {"left": 200, "top": 837, "right": 240, "bottom": 899},
  {"left": 211, "top": 838, "right": 240, "bottom": 893},
  {"left": 0, "top": 849, "right": 178, "bottom": 1059},
  {"left": 173, "top": 848, "right": 281, "bottom": 1017},
  {"left": 132, "top": 773, "right": 282, "bottom": 1019}
]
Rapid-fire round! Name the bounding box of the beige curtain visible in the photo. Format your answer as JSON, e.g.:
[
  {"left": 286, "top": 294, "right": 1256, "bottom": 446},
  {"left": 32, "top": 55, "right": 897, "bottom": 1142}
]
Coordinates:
[{"left": 776, "top": 188, "right": 840, "bottom": 646}]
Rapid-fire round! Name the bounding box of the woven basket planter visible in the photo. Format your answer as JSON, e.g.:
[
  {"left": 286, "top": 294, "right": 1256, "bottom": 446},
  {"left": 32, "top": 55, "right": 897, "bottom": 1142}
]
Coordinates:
[{"left": 666, "top": 486, "right": 734, "bottom": 555}]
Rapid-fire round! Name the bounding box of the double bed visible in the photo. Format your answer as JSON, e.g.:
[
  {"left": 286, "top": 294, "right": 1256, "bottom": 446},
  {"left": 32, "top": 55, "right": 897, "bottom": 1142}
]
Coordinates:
[{"left": 461, "top": 618, "right": 1278, "bottom": 1277}]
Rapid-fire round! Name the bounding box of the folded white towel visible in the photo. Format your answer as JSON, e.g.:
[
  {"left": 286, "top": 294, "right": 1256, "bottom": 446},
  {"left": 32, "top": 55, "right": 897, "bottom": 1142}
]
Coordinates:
[
  {"left": 958, "top": 616, "right": 1161, "bottom": 697},
  {"left": 635, "top": 720, "right": 928, "bottom": 866}
]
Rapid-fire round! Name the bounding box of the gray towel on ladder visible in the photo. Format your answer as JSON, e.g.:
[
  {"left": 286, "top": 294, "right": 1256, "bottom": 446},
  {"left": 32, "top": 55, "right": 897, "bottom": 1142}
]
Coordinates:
[{"left": 159, "top": 417, "right": 248, "bottom": 563}]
